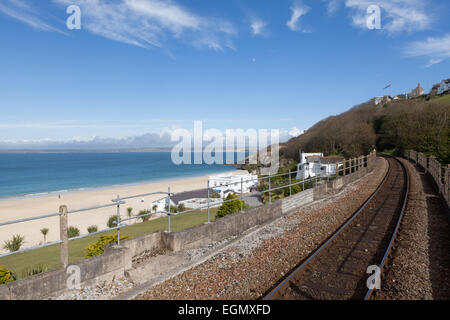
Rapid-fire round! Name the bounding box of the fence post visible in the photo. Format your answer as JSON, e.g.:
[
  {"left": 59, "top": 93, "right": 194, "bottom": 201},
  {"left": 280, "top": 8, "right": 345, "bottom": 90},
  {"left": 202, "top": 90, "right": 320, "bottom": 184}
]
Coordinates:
[
  {"left": 344, "top": 159, "right": 347, "bottom": 176},
  {"left": 116, "top": 195, "right": 121, "bottom": 247},
  {"left": 240, "top": 177, "right": 243, "bottom": 211},
  {"left": 59, "top": 205, "right": 69, "bottom": 269},
  {"left": 207, "top": 179, "right": 211, "bottom": 224},
  {"left": 289, "top": 169, "right": 292, "bottom": 196},
  {"left": 268, "top": 173, "right": 271, "bottom": 203},
  {"left": 167, "top": 187, "right": 171, "bottom": 233}
]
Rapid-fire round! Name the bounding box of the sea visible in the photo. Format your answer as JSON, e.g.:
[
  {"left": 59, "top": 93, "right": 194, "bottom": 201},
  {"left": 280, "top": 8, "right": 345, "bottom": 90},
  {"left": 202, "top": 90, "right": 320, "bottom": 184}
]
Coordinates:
[{"left": 0, "top": 152, "right": 242, "bottom": 199}]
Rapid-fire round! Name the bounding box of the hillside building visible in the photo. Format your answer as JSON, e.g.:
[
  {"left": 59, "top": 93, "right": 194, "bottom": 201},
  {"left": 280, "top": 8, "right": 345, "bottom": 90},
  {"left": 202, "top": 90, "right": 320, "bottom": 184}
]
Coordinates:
[
  {"left": 208, "top": 173, "right": 258, "bottom": 198},
  {"left": 437, "top": 79, "right": 450, "bottom": 95},
  {"left": 295, "top": 152, "right": 344, "bottom": 180},
  {"left": 407, "top": 83, "right": 425, "bottom": 98},
  {"left": 374, "top": 95, "right": 392, "bottom": 105},
  {"left": 151, "top": 189, "right": 222, "bottom": 212}
]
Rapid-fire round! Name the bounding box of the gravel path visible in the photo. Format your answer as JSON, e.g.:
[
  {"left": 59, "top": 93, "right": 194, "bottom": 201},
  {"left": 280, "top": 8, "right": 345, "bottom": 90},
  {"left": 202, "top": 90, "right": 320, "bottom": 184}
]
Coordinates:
[
  {"left": 374, "top": 158, "right": 450, "bottom": 300},
  {"left": 136, "top": 158, "right": 388, "bottom": 300}
]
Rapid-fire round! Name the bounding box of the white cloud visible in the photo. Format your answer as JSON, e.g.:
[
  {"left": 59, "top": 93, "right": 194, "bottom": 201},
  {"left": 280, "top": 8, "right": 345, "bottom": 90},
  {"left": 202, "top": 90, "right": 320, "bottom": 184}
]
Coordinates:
[
  {"left": 405, "top": 34, "right": 450, "bottom": 66},
  {"left": 0, "top": 125, "right": 302, "bottom": 149},
  {"left": 52, "top": 0, "right": 237, "bottom": 50},
  {"left": 325, "top": 0, "right": 342, "bottom": 16},
  {"left": 343, "top": 0, "right": 432, "bottom": 34},
  {"left": 0, "top": 0, "right": 65, "bottom": 33},
  {"left": 286, "top": 2, "right": 311, "bottom": 32},
  {"left": 288, "top": 127, "right": 304, "bottom": 137},
  {"left": 1, "top": 0, "right": 237, "bottom": 51},
  {"left": 0, "top": 129, "right": 177, "bottom": 150},
  {"left": 250, "top": 17, "right": 267, "bottom": 36}
]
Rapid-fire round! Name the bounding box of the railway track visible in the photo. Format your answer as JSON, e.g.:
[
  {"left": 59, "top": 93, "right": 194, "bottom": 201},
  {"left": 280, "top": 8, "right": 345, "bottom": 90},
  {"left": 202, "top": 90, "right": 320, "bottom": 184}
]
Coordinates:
[{"left": 263, "top": 157, "right": 409, "bottom": 300}]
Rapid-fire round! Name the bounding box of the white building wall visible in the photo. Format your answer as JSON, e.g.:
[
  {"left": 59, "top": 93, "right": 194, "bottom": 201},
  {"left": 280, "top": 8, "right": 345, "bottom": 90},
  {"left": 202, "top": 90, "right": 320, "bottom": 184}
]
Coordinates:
[
  {"left": 438, "top": 81, "right": 450, "bottom": 95},
  {"left": 179, "top": 198, "right": 223, "bottom": 210},
  {"left": 209, "top": 173, "right": 258, "bottom": 196}
]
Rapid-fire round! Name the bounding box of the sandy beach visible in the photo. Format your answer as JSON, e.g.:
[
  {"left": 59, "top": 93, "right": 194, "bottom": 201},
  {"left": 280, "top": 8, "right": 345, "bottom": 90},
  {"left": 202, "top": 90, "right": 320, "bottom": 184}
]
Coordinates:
[{"left": 0, "top": 169, "right": 247, "bottom": 253}]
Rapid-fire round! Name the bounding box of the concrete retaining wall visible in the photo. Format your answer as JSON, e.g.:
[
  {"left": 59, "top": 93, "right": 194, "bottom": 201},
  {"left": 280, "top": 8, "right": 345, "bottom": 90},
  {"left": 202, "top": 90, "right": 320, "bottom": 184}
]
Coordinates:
[
  {"left": 282, "top": 189, "right": 314, "bottom": 213},
  {"left": 0, "top": 246, "right": 128, "bottom": 300},
  {"left": 0, "top": 284, "right": 10, "bottom": 300},
  {"left": 164, "top": 200, "right": 282, "bottom": 252},
  {"left": 121, "top": 231, "right": 164, "bottom": 257}
]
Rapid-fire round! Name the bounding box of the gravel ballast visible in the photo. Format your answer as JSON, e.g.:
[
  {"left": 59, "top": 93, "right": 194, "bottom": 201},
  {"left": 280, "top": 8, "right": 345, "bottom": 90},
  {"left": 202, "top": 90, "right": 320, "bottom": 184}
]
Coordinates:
[{"left": 136, "top": 158, "right": 388, "bottom": 300}]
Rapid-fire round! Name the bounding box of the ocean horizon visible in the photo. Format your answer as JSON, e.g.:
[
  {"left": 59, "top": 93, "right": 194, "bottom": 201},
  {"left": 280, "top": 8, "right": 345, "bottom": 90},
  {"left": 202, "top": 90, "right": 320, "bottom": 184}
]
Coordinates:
[{"left": 0, "top": 152, "right": 244, "bottom": 199}]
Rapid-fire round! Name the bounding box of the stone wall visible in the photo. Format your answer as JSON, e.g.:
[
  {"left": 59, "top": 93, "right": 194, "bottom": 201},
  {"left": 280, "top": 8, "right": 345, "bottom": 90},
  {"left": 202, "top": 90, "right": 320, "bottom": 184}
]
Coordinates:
[
  {"left": 418, "top": 152, "right": 428, "bottom": 172},
  {"left": 404, "top": 150, "right": 449, "bottom": 209},
  {"left": 163, "top": 200, "right": 283, "bottom": 252},
  {"left": 0, "top": 246, "right": 128, "bottom": 300},
  {"left": 282, "top": 189, "right": 314, "bottom": 213}
]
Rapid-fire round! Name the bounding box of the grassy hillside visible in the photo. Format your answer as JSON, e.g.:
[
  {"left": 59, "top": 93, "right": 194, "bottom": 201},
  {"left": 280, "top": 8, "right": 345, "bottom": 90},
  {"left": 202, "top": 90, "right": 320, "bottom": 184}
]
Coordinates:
[{"left": 280, "top": 94, "right": 450, "bottom": 164}]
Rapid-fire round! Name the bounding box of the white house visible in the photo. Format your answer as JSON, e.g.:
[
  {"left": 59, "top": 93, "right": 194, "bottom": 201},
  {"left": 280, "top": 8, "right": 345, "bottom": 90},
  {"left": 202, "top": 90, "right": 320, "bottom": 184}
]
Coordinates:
[
  {"left": 437, "top": 79, "right": 450, "bottom": 95},
  {"left": 151, "top": 188, "right": 219, "bottom": 213},
  {"left": 178, "top": 198, "right": 223, "bottom": 210},
  {"left": 374, "top": 95, "right": 392, "bottom": 105},
  {"left": 209, "top": 173, "right": 259, "bottom": 198},
  {"left": 296, "top": 152, "right": 344, "bottom": 180}
]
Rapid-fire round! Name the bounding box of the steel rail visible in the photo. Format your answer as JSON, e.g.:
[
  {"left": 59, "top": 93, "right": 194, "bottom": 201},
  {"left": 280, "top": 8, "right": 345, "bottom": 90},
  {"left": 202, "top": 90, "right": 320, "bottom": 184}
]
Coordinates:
[
  {"left": 263, "top": 156, "right": 396, "bottom": 300},
  {"left": 364, "top": 157, "right": 409, "bottom": 300}
]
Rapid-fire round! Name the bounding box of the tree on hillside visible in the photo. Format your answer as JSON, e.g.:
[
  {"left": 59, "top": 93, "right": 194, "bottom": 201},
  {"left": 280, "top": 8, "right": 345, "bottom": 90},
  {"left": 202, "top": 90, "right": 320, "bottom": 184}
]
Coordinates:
[{"left": 280, "top": 98, "right": 449, "bottom": 164}]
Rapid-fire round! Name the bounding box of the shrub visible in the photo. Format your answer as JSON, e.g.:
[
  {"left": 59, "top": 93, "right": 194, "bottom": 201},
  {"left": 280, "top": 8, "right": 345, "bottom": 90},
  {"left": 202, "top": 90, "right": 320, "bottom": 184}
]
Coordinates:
[
  {"left": 107, "top": 215, "right": 119, "bottom": 228},
  {"left": 0, "top": 265, "right": 16, "bottom": 284},
  {"left": 283, "top": 185, "right": 302, "bottom": 197},
  {"left": 152, "top": 205, "right": 158, "bottom": 212},
  {"left": 67, "top": 226, "right": 80, "bottom": 238},
  {"left": 3, "top": 234, "right": 25, "bottom": 252},
  {"left": 164, "top": 205, "right": 178, "bottom": 214},
  {"left": 210, "top": 192, "right": 220, "bottom": 199},
  {"left": 85, "top": 234, "right": 129, "bottom": 258},
  {"left": 177, "top": 203, "right": 186, "bottom": 212},
  {"left": 138, "top": 210, "right": 151, "bottom": 222},
  {"left": 22, "top": 264, "right": 48, "bottom": 278},
  {"left": 127, "top": 207, "right": 133, "bottom": 217},
  {"left": 40, "top": 228, "right": 49, "bottom": 243},
  {"left": 216, "top": 194, "right": 249, "bottom": 219},
  {"left": 87, "top": 225, "right": 98, "bottom": 234}
]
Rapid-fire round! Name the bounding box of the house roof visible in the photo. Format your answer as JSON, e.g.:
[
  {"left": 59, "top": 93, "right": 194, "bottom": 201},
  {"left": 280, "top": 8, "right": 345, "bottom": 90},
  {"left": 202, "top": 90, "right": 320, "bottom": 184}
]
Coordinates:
[
  {"left": 305, "top": 156, "right": 345, "bottom": 164},
  {"left": 170, "top": 188, "right": 214, "bottom": 205},
  {"left": 306, "top": 156, "right": 321, "bottom": 162},
  {"left": 321, "top": 157, "right": 345, "bottom": 164}
]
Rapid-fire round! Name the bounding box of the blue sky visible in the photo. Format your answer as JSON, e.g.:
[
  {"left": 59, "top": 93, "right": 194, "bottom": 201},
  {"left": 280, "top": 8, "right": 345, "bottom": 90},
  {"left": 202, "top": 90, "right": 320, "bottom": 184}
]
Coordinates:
[{"left": 0, "top": 0, "right": 449, "bottom": 149}]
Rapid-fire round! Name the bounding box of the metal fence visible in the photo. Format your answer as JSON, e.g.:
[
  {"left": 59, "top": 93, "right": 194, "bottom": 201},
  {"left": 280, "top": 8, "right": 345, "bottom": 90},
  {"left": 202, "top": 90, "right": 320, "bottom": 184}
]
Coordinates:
[{"left": 0, "top": 152, "right": 374, "bottom": 265}]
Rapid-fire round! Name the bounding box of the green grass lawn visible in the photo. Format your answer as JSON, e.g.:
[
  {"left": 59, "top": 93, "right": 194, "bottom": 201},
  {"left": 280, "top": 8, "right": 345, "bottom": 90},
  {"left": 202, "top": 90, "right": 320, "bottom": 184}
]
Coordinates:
[
  {"left": 0, "top": 208, "right": 219, "bottom": 279},
  {"left": 431, "top": 93, "right": 450, "bottom": 103}
]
